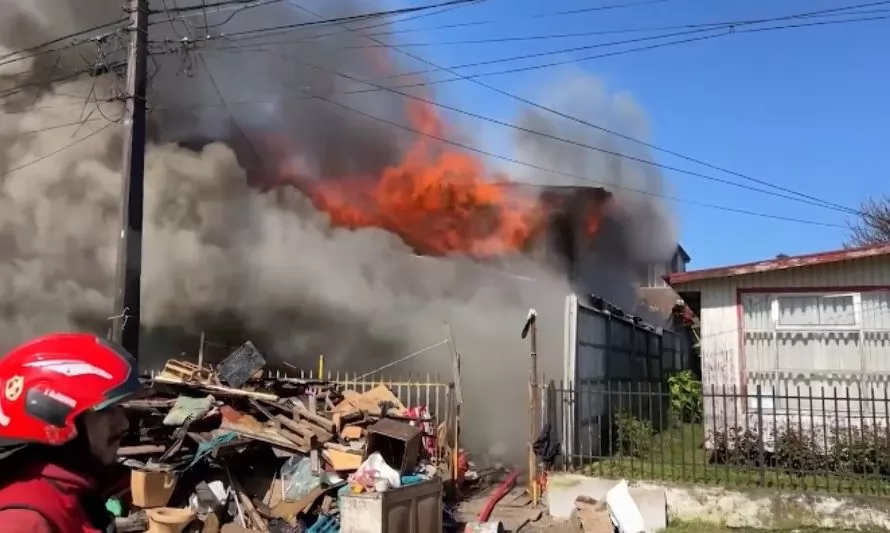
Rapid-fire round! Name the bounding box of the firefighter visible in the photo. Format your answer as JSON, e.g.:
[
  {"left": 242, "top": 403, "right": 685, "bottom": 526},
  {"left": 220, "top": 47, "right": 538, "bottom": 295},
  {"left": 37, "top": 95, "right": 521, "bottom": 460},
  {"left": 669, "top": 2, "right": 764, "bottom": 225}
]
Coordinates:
[{"left": 0, "top": 332, "right": 142, "bottom": 533}]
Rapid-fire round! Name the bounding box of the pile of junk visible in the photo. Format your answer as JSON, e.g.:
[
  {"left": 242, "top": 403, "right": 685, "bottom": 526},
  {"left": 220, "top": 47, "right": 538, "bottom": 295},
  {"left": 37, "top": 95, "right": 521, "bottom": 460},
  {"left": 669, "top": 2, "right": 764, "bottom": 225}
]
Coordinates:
[{"left": 109, "top": 342, "right": 478, "bottom": 533}]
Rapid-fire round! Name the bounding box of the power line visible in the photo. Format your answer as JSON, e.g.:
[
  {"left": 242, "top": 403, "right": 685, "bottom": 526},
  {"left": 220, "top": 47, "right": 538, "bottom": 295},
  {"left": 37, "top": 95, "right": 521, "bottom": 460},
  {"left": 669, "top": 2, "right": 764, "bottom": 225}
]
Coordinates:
[
  {"left": 362, "top": 1, "right": 890, "bottom": 38},
  {"left": 196, "top": 53, "right": 264, "bottom": 167},
  {"left": 15, "top": 116, "right": 119, "bottom": 136},
  {"left": 0, "top": 17, "right": 127, "bottom": 63},
  {"left": 238, "top": 34, "right": 863, "bottom": 215},
  {"left": 150, "top": 0, "right": 481, "bottom": 43},
  {"left": 191, "top": 20, "right": 722, "bottom": 57},
  {"left": 225, "top": 13, "right": 884, "bottom": 218},
  {"left": 149, "top": 0, "right": 284, "bottom": 15},
  {"left": 344, "top": 8, "right": 890, "bottom": 48},
  {"left": 7, "top": 1, "right": 864, "bottom": 229},
  {"left": 308, "top": 2, "right": 886, "bottom": 217},
  {"left": 156, "top": 12, "right": 887, "bottom": 118},
  {"left": 6, "top": 105, "right": 842, "bottom": 229},
  {"left": 282, "top": 85, "right": 845, "bottom": 229},
  {"left": 226, "top": 0, "right": 672, "bottom": 46},
  {"left": 353, "top": 10, "right": 890, "bottom": 87},
  {"left": 280, "top": 3, "right": 871, "bottom": 215},
  {"left": 150, "top": 2, "right": 850, "bottom": 225},
  {"left": 152, "top": 5, "right": 889, "bottom": 224},
  {"left": 0, "top": 121, "right": 116, "bottom": 179},
  {"left": 186, "top": 12, "right": 889, "bottom": 93}
]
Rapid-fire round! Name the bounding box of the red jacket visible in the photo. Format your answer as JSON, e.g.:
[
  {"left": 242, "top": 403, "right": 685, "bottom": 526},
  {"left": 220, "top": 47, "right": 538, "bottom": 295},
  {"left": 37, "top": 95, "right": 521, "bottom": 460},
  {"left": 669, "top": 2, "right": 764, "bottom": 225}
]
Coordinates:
[{"left": 0, "top": 460, "right": 114, "bottom": 533}]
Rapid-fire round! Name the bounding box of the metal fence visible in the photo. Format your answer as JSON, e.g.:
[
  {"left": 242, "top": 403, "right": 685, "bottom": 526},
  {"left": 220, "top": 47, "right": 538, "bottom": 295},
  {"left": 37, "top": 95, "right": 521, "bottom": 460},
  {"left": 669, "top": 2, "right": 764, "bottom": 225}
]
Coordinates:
[
  {"left": 271, "top": 368, "right": 453, "bottom": 422},
  {"left": 543, "top": 380, "right": 890, "bottom": 495}
]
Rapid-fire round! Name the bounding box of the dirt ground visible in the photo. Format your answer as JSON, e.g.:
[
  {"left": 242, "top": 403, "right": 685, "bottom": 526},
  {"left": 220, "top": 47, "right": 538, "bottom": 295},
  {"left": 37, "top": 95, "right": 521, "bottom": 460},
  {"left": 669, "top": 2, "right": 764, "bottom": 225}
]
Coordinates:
[{"left": 520, "top": 514, "right": 585, "bottom": 533}]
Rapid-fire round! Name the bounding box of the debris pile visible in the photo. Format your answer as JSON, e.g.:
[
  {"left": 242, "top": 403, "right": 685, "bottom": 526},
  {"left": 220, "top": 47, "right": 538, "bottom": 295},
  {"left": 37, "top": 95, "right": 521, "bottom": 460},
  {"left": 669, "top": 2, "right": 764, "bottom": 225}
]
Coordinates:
[{"left": 115, "top": 342, "right": 449, "bottom": 533}]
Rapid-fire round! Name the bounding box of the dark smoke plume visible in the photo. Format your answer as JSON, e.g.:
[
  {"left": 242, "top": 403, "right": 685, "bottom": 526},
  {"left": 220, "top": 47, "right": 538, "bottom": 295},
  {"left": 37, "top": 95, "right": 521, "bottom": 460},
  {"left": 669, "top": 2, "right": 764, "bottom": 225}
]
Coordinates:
[{"left": 0, "top": 0, "right": 676, "bottom": 464}]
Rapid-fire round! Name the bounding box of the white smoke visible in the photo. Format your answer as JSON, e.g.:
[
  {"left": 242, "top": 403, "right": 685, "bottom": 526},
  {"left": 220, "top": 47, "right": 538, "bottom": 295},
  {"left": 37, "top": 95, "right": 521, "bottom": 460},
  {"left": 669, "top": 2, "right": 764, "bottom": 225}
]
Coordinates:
[{"left": 0, "top": 0, "right": 676, "bottom": 465}]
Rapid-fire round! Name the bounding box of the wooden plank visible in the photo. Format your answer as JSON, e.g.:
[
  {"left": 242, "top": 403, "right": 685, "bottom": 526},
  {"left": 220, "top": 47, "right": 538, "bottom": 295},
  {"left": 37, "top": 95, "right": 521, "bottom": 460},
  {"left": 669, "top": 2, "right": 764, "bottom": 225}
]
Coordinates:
[{"left": 294, "top": 404, "right": 335, "bottom": 432}]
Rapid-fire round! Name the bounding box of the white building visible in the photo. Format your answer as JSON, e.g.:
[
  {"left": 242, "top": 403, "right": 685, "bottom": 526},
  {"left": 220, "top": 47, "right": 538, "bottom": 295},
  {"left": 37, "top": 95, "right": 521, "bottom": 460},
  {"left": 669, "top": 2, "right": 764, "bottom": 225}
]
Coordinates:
[{"left": 666, "top": 243, "right": 890, "bottom": 438}]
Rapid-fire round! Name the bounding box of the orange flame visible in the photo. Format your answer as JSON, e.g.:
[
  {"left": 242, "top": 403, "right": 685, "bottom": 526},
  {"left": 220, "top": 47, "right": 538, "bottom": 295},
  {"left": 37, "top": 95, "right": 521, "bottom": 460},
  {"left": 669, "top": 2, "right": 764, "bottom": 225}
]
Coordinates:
[{"left": 275, "top": 101, "right": 608, "bottom": 258}]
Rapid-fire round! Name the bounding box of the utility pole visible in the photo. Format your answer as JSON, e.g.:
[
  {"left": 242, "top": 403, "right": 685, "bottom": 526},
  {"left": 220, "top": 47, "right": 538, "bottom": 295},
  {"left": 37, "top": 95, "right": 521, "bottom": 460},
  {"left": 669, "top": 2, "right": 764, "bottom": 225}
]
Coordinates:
[
  {"left": 110, "top": 0, "right": 149, "bottom": 360},
  {"left": 521, "top": 309, "right": 539, "bottom": 505}
]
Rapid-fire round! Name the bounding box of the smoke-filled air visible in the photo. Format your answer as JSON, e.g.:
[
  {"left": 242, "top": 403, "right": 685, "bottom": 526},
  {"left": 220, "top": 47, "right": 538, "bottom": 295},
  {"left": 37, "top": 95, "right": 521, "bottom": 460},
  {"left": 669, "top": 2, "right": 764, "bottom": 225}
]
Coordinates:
[{"left": 0, "top": 0, "right": 676, "bottom": 464}]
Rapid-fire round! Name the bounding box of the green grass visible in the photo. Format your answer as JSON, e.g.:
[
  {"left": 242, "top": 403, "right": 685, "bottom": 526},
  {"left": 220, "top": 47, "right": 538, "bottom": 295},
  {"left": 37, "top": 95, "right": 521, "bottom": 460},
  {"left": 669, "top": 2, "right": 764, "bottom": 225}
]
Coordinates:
[{"left": 581, "top": 424, "right": 890, "bottom": 495}]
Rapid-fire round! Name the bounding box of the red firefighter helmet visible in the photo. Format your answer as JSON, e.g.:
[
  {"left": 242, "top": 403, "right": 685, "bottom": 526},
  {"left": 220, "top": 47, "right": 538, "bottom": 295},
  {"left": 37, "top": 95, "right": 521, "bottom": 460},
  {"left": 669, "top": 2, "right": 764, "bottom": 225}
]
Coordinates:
[{"left": 0, "top": 333, "right": 141, "bottom": 446}]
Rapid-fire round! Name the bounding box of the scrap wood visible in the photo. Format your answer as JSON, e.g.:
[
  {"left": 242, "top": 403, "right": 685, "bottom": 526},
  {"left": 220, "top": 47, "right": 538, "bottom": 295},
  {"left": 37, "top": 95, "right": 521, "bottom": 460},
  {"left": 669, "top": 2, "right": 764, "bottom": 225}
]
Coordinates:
[
  {"left": 321, "top": 447, "right": 363, "bottom": 471},
  {"left": 220, "top": 418, "right": 307, "bottom": 453},
  {"left": 228, "top": 472, "right": 270, "bottom": 533},
  {"left": 121, "top": 398, "right": 176, "bottom": 410},
  {"left": 330, "top": 408, "right": 363, "bottom": 433},
  {"left": 294, "top": 404, "right": 335, "bottom": 433},
  {"left": 330, "top": 385, "right": 406, "bottom": 415},
  {"left": 273, "top": 415, "right": 320, "bottom": 443},
  {"left": 153, "top": 375, "right": 278, "bottom": 401},
  {"left": 247, "top": 398, "right": 279, "bottom": 427},
  {"left": 272, "top": 481, "right": 346, "bottom": 522},
  {"left": 158, "top": 360, "right": 217, "bottom": 384},
  {"left": 340, "top": 426, "right": 362, "bottom": 440},
  {"left": 118, "top": 444, "right": 166, "bottom": 456},
  {"left": 275, "top": 428, "right": 312, "bottom": 450}
]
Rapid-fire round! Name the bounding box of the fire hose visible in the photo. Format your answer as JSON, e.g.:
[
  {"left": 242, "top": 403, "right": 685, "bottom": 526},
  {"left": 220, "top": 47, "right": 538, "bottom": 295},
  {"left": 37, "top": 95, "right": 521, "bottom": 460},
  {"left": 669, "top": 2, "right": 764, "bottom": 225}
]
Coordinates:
[{"left": 476, "top": 470, "right": 520, "bottom": 523}]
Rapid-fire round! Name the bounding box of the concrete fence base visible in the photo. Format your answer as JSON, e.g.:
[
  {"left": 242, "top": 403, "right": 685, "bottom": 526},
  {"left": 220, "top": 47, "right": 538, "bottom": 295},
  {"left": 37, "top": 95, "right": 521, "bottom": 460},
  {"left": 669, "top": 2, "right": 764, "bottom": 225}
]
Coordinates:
[{"left": 546, "top": 473, "right": 890, "bottom": 531}]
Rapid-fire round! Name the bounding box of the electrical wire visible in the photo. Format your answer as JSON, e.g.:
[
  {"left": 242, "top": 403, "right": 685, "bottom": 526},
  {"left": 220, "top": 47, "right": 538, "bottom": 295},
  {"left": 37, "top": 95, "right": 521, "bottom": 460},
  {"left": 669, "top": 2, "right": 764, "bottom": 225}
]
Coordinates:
[
  {"left": 282, "top": 2, "right": 874, "bottom": 214},
  {"left": 0, "top": 17, "right": 127, "bottom": 62},
  {"left": 364, "top": 0, "right": 890, "bottom": 38},
  {"left": 150, "top": 0, "right": 481, "bottom": 43},
  {"left": 186, "top": 12, "right": 889, "bottom": 93},
  {"left": 287, "top": 85, "right": 846, "bottom": 228},
  {"left": 149, "top": 0, "right": 279, "bottom": 15},
  {"left": 3, "top": 0, "right": 868, "bottom": 229},
  {"left": 332, "top": 8, "right": 890, "bottom": 48},
  {"left": 0, "top": 121, "right": 117, "bottom": 179},
  {"left": 157, "top": 13, "right": 887, "bottom": 116},
  {"left": 148, "top": 11, "right": 885, "bottom": 214},
  {"left": 195, "top": 54, "right": 264, "bottom": 167},
  {"left": 285, "top": 2, "right": 884, "bottom": 217},
  {"left": 241, "top": 37, "right": 862, "bottom": 214},
  {"left": 226, "top": 0, "right": 674, "bottom": 46}
]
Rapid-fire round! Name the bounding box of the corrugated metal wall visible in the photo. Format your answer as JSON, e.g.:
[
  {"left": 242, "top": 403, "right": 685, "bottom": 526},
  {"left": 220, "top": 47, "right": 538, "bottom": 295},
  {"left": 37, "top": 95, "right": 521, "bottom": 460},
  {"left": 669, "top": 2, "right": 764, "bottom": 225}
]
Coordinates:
[
  {"left": 564, "top": 294, "right": 687, "bottom": 459},
  {"left": 676, "top": 254, "right": 890, "bottom": 442}
]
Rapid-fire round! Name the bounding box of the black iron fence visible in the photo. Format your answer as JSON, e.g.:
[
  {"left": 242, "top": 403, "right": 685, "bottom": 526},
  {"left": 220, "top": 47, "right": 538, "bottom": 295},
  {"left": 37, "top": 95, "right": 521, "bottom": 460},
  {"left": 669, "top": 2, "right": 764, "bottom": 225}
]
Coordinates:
[{"left": 542, "top": 380, "right": 890, "bottom": 495}]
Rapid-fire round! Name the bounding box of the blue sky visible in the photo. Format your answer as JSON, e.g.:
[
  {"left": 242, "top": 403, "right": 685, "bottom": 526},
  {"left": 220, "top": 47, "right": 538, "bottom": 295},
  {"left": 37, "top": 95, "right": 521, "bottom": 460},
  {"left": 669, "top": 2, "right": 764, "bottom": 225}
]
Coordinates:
[{"left": 376, "top": 0, "right": 889, "bottom": 268}]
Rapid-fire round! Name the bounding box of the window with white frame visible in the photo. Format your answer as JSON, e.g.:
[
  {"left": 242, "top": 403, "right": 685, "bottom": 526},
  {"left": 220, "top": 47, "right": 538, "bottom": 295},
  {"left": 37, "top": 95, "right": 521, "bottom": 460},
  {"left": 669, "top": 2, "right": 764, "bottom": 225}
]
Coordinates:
[
  {"left": 742, "top": 291, "right": 877, "bottom": 413},
  {"left": 646, "top": 263, "right": 667, "bottom": 287},
  {"left": 774, "top": 293, "right": 861, "bottom": 329}
]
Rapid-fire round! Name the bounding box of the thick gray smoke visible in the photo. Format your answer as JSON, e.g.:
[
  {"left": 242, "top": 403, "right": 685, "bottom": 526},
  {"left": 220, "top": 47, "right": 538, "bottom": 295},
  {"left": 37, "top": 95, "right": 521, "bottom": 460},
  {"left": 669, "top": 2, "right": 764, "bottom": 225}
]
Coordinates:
[{"left": 0, "top": 0, "right": 676, "bottom": 465}]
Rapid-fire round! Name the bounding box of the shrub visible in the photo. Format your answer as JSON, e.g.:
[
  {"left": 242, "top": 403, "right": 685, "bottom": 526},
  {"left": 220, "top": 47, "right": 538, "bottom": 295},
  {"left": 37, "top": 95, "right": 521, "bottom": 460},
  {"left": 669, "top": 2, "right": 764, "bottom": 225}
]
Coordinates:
[
  {"left": 774, "top": 427, "right": 826, "bottom": 474},
  {"left": 711, "top": 427, "right": 764, "bottom": 467},
  {"left": 828, "top": 425, "right": 890, "bottom": 474},
  {"left": 614, "top": 410, "right": 654, "bottom": 457},
  {"left": 713, "top": 423, "right": 890, "bottom": 477},
  {"left": 667, "top": 371, "right": 703, "bottom": 424}
]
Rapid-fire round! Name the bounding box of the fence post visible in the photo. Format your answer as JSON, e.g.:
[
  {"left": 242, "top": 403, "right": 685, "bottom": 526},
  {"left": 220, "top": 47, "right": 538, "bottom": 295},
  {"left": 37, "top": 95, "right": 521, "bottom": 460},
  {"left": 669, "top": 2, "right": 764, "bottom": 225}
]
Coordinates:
[{"left": 756, "top": 384, "right": 765, "bottom": 486}]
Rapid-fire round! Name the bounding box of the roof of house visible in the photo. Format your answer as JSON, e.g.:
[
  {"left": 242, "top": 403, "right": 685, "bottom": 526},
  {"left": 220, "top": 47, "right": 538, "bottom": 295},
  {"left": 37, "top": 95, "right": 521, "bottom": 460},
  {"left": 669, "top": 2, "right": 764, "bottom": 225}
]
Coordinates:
[
  {"left": 666, "top": 242, "right": 890, "bottom": 285},
  {"left": 676, "top": 244, "right": 691, "bottom": 263}
]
